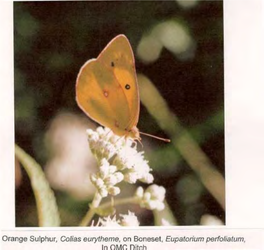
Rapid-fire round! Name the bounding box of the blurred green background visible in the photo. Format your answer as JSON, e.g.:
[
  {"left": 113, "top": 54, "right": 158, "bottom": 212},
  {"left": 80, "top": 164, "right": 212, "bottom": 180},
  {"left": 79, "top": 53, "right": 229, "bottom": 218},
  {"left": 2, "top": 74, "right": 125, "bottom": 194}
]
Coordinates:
[{"left": 14, "top": 1, "right": 224, "bottom": 226}]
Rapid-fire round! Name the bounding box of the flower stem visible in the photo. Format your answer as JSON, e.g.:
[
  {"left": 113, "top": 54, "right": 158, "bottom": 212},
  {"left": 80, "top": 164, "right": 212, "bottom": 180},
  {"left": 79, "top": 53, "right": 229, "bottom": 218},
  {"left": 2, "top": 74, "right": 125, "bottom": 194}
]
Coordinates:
[
  {"left": 79, "top": 196, "right": 138, "bottom": 226},
  {"left": 79, "top": 192, "right": 102, "bottom": 226},
  {"left": 99, "top": 197, "right": 138, "bottom": 210}
]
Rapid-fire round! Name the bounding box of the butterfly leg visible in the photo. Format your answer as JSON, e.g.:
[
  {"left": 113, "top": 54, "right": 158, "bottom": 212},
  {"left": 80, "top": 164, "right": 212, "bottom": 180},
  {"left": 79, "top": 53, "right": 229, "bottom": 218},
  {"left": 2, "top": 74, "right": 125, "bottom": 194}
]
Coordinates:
[
  {"left": 136, "top": 138, "right": 143, "bottom": 148},
  {"left": 105, "top": 129, "right": 112, "bottom": 137},
  {"left": 113, "top": 135, "right": 125, "bottom": 145}
]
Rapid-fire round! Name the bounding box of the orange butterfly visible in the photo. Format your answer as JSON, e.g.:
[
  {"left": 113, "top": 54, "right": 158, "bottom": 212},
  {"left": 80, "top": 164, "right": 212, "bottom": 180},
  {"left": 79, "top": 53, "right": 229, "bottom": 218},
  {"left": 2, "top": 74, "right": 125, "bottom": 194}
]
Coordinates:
[{"left": 76, "top": 34, "right": 170, "bottom": 143}]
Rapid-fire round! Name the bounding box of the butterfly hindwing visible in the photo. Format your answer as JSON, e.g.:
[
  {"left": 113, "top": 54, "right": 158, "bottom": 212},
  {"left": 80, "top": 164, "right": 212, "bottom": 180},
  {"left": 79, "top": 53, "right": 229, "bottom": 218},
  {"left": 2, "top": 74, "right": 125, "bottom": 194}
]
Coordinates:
[{"left": 76, "top": 59, "right": 131, "bottom": 135}]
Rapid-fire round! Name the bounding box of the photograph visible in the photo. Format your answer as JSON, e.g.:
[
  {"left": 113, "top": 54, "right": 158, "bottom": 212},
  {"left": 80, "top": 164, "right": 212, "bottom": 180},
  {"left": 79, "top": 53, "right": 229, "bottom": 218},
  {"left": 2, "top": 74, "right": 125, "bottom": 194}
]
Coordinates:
[{"left": 14, "top": 1, "right": 224, "bottom": 227}]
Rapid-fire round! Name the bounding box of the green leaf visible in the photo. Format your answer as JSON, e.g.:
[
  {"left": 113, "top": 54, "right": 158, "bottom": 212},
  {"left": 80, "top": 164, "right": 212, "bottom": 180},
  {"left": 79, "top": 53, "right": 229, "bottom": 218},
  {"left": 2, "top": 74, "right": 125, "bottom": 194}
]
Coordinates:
[{"left": 15, "top": 144, "right": 60, "bottom": 226}]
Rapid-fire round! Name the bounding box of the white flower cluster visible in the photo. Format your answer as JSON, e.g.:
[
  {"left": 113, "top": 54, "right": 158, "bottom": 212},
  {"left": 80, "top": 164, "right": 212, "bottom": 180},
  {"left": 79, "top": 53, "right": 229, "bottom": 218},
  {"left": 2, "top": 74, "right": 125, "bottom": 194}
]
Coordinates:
[
  {"left": 135, "top": 185, "right": 166, "bottom": 211},
  {"left": 92, "top": 211, "right": 139, "bottom": 227},
  {"left": 119, "top": 211, "right": 140, "bottom": 226},
  {"left": 90, "top": 158, "right": 124, "bottom": 197},
  {"left": 87, "top": 127, "right": 154, "bottom": 197}
]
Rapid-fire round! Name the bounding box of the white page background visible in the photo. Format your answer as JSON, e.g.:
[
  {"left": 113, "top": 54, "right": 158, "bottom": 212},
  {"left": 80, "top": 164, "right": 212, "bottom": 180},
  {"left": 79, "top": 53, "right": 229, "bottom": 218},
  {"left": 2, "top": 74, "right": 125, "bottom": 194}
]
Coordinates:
[{"left": 0, "top": 0, "right": 264, "bottom": 229}]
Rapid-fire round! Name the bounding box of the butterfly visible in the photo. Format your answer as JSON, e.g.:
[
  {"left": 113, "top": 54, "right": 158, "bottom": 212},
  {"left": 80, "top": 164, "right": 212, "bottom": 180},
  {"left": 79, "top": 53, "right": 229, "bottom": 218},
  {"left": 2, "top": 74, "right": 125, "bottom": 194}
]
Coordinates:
[{"left": 76, "top": 34, "right": 170, "bottom": 143}]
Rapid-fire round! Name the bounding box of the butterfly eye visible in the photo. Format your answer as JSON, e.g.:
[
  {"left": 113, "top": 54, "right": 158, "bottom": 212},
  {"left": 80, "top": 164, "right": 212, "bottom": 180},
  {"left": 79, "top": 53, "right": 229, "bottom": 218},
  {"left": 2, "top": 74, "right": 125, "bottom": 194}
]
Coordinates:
[
  {"left": 125, "top": 84, "right": 130, "bottom": 90},
  {"left": 111, "top": 62, "right": 115, "bottom": 67}
]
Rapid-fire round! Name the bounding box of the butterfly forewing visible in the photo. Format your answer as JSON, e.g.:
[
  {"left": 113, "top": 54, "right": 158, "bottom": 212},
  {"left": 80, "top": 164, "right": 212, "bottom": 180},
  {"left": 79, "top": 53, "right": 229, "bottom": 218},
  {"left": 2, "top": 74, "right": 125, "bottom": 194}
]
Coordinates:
[{"left": 98, "top": 35, "right": 140, "bottom": 130}]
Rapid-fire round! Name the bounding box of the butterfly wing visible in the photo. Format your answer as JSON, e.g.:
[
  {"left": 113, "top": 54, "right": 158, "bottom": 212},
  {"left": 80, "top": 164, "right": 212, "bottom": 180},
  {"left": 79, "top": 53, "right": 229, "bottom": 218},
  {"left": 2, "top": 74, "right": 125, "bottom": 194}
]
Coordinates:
[
  {"left": 98, "top": 35, "right": 140, "bottom": 129},
  {"left": 76, "top": 35, "right": 140, "bottom": 137}
]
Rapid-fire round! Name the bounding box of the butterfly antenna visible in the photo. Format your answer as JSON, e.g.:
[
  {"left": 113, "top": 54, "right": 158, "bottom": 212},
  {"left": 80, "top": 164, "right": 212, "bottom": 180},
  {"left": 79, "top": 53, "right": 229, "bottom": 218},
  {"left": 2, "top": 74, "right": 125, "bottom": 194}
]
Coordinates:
[{"left": 139, "top": 132, "right": 171, "bottom": 143}]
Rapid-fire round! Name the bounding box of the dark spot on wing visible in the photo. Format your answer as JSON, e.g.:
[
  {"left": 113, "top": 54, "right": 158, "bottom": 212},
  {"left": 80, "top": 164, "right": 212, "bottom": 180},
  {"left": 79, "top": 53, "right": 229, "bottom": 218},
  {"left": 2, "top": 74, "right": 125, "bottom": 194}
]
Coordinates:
[
  {"left": 103, "top": 90, "right": 109, "bottom": 97},
  {"left": 115, "top": 120, "right": 119, "bottom": 128}
]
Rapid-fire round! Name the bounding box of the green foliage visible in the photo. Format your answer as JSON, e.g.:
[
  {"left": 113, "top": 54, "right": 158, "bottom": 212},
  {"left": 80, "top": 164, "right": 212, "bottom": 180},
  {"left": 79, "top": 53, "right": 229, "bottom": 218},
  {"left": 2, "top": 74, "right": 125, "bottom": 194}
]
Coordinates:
[{"left": 15, "top": 144, "right": 60, "bottom": 227}]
